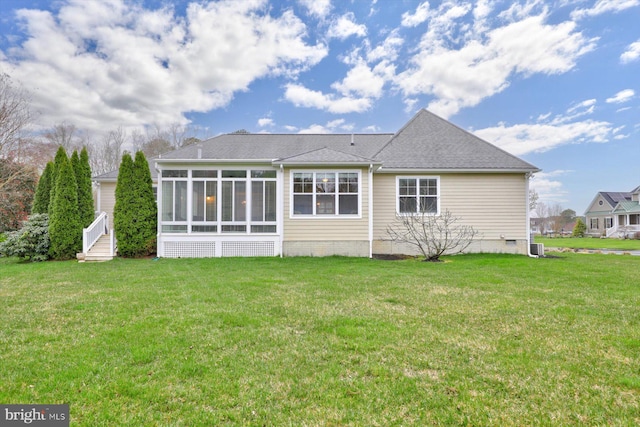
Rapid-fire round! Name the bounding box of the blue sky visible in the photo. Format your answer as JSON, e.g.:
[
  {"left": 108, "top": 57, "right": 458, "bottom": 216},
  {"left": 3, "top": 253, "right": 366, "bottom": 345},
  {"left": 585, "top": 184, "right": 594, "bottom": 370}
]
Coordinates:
[{"left": 0, "top": 0, "right": 638, "bottom": 214}]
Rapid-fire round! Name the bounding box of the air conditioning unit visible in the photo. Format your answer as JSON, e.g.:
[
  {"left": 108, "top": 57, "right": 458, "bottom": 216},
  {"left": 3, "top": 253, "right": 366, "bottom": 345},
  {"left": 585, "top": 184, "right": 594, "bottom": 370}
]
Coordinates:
[{"left": 530, "top": 243, "right": 544, "bottom": 256}]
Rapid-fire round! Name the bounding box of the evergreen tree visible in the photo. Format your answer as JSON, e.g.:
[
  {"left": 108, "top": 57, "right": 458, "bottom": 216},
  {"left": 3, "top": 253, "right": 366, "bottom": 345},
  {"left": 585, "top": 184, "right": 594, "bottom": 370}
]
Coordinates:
[
  {"left": 133, "top": 151, "right": 157, "bottom": 255},
  {"left": 113, "top": 153, "right": 135, "bottom": 256},
  {"left": 76, "top": 147, "right": 95, "bottom": 227},
  {"left": 572, "top": 218, "right": 587, "bottom": 238},
  {"left": 32, "top": 162, "right": 53, "bottom": 214},
  {"left": 48, "top": 146, "right": 68, "bottom": 214},
  {"left": 49, "top": 150, "right": 82, "bottom": 259},
  {"left": 113, "top": 152, "right": 157, "bottom": 257}
]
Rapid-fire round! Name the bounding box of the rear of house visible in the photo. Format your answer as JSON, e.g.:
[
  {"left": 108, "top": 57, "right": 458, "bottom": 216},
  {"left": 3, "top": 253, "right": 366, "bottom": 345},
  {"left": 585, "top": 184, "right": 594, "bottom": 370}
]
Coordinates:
[{"left": 94, "top": 110, "right": 539, "bottom": 258}]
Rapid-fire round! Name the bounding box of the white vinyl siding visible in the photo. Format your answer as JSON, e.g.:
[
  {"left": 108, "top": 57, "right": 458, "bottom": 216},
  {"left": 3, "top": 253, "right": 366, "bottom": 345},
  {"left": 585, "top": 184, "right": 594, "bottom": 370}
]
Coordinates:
[
  {"left": 373, "top": 173, "right": 529, "bottom": 241},
  {"left": 284, "top": 169, "right": 369, "bottom": 241}
]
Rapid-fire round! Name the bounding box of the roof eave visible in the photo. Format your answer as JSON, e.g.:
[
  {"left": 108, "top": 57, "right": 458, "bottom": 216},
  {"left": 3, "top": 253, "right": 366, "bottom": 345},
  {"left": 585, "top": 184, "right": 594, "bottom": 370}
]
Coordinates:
[
  {"left": 273, "top": 161, "right": 383, "bottom": 167},
  {"left": 375, "top": 167, "right": 540, "bottom": 174},
  {"left": 155, "top": 158, "right": 275, "bottom": 164}
]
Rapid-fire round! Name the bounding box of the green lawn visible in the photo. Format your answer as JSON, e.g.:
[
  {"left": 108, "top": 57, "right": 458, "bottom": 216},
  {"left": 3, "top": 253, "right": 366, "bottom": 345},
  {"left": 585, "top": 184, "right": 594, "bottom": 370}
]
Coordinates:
[
  {"left": 1, "top": 254, "right": 639, "bottom": 425},
  {"left": 535, "top": 236, "right": 640, "bottom": 251}
]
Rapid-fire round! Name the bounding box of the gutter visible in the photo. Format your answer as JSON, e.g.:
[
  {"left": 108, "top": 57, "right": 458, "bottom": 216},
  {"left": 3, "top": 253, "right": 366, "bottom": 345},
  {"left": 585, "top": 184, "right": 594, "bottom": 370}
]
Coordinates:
[{"left": 525, "top": 172, "right": 539, "bottom": 258}]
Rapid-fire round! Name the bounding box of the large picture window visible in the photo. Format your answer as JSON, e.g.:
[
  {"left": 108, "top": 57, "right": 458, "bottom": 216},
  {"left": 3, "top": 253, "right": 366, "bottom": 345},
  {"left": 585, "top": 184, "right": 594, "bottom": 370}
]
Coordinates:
[
  {"left": 292, "top": 171, "right": 360, "bottom": 217},
  {"left": 397, "top": 177, "right": 439, "bottom": 215}
]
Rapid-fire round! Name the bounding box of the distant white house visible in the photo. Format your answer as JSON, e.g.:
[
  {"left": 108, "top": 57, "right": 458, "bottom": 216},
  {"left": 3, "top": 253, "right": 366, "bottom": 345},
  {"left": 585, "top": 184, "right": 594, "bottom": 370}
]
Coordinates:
[
  {"left": 93, "top": 110, "right": 540, "bottom": 258},
  {"left": 584, "top": 185, "right": 640, "bottom": 237}
]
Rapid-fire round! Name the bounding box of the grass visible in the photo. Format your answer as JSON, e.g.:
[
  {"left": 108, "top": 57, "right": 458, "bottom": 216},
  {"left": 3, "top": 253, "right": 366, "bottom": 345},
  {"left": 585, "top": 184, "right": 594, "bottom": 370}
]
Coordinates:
[
  {"left": 1, "top": 254, "right": 639, "bottom": 425},
  {"left": 535, "top": 236, "right": 640, "bottom": 251}
]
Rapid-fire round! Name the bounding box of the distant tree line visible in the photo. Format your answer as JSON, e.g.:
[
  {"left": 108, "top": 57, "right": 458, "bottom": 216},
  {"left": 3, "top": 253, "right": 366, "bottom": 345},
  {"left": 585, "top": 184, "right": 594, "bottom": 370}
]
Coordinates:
[{"left": 1, "top": 71, "right": 202, "bottom": 235}]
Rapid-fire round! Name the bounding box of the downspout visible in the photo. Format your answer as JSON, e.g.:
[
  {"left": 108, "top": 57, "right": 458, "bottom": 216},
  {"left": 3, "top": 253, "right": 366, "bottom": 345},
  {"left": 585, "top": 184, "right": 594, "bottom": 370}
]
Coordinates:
[
  {"left": 368, "top": 164, "right": 374, "bottom": 258},
  {"left": 526, "top": 173, "right": 538, "bottom": 258},
  {"left": 279, "top": 164, "right": 284, "bottom": 258},
  {"left": 156, "top": 163, "right": 162, "bottom": 257}
]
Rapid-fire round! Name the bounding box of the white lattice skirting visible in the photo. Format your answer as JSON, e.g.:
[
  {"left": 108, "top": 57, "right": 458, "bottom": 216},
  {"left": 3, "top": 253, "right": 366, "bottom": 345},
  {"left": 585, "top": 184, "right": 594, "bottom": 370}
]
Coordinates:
[{"left": 161, "top": 239, "right": 278, "bottom": 258}]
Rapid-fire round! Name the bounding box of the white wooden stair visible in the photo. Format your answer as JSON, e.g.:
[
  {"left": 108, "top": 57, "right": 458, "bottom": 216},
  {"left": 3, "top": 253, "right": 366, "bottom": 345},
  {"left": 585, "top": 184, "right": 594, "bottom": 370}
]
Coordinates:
[{"left": 81, "top": 234, "right": 115, "bottom": 262}]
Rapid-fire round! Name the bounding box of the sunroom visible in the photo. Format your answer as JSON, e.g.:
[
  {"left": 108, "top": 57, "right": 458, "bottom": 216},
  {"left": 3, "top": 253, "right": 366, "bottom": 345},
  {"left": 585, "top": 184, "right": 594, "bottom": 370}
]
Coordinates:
[{"left": 157, "top": 165, "right": 282, "bottom": 258}]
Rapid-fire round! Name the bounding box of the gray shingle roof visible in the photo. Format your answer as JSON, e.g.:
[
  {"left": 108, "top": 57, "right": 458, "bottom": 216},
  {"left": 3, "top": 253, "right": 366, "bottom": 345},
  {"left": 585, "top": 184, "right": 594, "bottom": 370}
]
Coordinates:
[
  {"left": 95, "top": 109, "right": 539, "bottom": 181},
  {"left": 375, "top": 110, "right": 538, "bottom": 171},
  {"left": 277, "top": 147, "right": 378, "bottom": 164},
  {"left": 159, "top": 133, "right": 393, "bottom": 162}
]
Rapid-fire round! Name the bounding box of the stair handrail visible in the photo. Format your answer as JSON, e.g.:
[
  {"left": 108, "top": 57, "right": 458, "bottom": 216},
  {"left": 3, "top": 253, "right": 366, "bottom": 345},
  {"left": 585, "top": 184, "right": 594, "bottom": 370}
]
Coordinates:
[{"left": 83, "top": 212, "right": 108, "bottom": 254}]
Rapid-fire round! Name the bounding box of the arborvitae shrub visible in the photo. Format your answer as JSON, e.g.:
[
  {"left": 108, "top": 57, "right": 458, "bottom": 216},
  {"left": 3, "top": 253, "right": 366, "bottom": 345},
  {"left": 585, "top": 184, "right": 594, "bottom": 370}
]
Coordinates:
[
  {"left": 114, "top": 152, "right": 157, "bottom": 257},
  {"left": 48, "top": 151, "right": 82, "bottom": 259},
  {"left": 32, "top": 162, "right": 53, "bottom": 214},
  {"left": 76, "top": 147, "right": 95, "bottom": 228},
  {"left": 48, "top": 146, "right": 68, "bottom": 214}
]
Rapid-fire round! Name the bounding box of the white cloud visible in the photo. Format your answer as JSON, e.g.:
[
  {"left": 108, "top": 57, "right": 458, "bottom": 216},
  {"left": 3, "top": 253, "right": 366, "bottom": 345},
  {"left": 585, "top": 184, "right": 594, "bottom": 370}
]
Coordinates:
[
  {"left": 401, "top": 2, "right": 430, "bottom": 27},
  {"left": 331, "top": 61, "right": 385, "bottom": 98},
  {"left": 298, "top": 0, "right": 332, "bottom": 18},
  {"left": 365, "top": 30, "right": 404, "bottom": 62},
  {"left": 284, "top": 59, "right": 390, "bottom": 113},
  {"left": 258, "top": 118, "right": 274, "bottom": 127},
  {"left": 621, "top": 40, "right": 640, "bottom": 63},
  {"left": 297, "top": 118, "right": 353, "bottom": 134},
  {"left": 327, "top": 13, "right": 367, "bottom": 40},
  {"left": 1, "top": 0, "right": 327, "bottom": 132},
  {"left": 284, "top": 83, "right": 372, "bottom": 114},
  {"left": 606, "top": 89, "right": 635, "bottom": 103},
  {"left": 475, "top": 117, "right": 612, "bottom": 156},
  {"left": 396, "top": 8, "right": 596, "bottom": 118},
  {"left": 571, "top": 0, "right": 640, "bottom": 20},
  {"left": 530, "top": 170, "right": 572, "bottom": 206}
]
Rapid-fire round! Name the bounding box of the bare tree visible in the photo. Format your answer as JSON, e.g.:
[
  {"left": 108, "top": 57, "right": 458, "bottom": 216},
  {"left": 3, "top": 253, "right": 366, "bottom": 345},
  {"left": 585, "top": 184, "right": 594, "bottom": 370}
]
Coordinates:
[
  {"left": 548, "top": 203, "right": 564, "bottom": 234},
  {"left": 89, "top": 127, "right": 127, "bottom": 175},
  {"left": 44, "top": 122, "right": 80, "bottom": 152},
  {"left": 529, "top": 188, "right": 539, "bottom": 211},
  {"left": 535, "top": 201, "right": 548, "bottom": 235},
  {"left": 386, "top": 209, "right": 479, "bottom": 262},
  {"left": 0, "top": 72, "right": 31, "bottom": 158}
]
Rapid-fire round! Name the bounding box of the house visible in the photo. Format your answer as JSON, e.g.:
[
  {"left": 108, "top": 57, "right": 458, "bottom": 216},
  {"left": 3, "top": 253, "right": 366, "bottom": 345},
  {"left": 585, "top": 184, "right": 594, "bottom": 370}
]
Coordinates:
[
  {"left": 584, "top": 185, "right": 640, "bottom": 237},
  {"left": 92, "top": 109, "right": 539, "bottom": 258}
]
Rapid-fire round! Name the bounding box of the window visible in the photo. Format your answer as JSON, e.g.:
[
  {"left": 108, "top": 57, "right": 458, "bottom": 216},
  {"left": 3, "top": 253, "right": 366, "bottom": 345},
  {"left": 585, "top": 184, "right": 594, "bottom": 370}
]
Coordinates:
[
  {"left": 292, "top": 171, "right": 360, "bottom": 216},
  {"left": 397, "top": 177, "right": 439, "bottom": 214},
  {"left": 160, "top": 168, "right": 278, "bottom": 235},
  {"left": 192, "top": 171, "right": 217, "bottom": 233},
  {"left": 590, "top": 218, "right": 599, "bottom": 229},
  {"left": 605, "top": 217, "right": 613, "bottom": 228}
]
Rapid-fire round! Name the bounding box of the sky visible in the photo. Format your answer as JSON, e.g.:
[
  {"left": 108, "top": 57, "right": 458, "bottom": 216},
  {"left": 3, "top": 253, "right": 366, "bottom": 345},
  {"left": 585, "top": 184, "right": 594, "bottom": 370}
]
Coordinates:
[{"left": 0, "top": 0, "right": 638, "bottom": 214}]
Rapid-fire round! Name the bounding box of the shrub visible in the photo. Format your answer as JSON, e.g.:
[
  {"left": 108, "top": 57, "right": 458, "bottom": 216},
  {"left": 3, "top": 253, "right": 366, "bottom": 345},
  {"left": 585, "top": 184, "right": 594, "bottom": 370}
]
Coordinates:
[
  {"left": 572, "top": 218, "right": 586, "bottom": 238},
  {"left": 113, "top": 152, "right": 157, "bottom": 257},
  {"left": 74, "top": 148, "right": 95, "bottom": 228},
  {"left": 48, "top": 150, "right": 82, "bottom": 259},
  {"left": 32, "top": 162, "right": 54, "bottom": 214},
  {"left": 0, "top": 214, "right": 50, "bottom": 261}
]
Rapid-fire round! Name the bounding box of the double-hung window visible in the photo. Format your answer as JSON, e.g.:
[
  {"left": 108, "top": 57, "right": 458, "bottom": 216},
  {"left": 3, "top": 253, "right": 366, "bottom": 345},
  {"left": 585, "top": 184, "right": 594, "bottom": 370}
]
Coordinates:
[
  {"left": 397, "top": 177, "right": 440, "bottom": 215},
  {"left": 292, "top": 171, "right": 360, "bottom": 217}
]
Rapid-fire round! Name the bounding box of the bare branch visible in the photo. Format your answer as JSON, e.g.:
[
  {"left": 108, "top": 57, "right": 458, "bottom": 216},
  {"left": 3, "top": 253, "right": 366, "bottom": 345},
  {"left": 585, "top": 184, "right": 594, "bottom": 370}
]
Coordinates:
[{"left": 386, "top": 209, "right": 479, "bottom": 261}]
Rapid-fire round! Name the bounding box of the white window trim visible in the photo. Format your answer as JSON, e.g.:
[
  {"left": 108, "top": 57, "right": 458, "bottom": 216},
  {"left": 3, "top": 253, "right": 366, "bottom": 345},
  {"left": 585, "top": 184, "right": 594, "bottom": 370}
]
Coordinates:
[
  {"left": 289, "top": 170, "right": 362, "bottom": 219},
  {"left": 395, "top": 176, "right": 441, "bottom": 216},
  {"left": 158, "top": 167, "right": 279, "bottom": 235}
]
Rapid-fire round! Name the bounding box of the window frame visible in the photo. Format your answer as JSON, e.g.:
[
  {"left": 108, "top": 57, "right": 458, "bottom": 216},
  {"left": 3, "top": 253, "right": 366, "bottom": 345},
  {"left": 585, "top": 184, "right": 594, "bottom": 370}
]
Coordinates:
[
  {"left": 395, "top": 176, "right": 440, "bottom": 216},
  {"left": 290, "top": 170, "right": 362, "bottom": 218},
  {"left": 159, "top": 168, "right": 278, "bottom": 234}
]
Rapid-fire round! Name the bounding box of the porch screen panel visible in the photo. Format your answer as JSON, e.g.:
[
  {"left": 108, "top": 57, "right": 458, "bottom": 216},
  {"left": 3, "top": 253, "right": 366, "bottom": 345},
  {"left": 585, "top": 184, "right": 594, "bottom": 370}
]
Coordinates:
[{"left": 162, "top": 181, "right": 173, "bottom": 221}]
